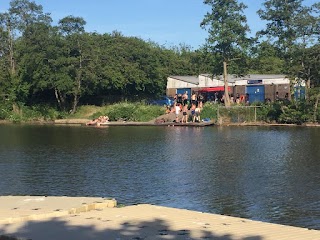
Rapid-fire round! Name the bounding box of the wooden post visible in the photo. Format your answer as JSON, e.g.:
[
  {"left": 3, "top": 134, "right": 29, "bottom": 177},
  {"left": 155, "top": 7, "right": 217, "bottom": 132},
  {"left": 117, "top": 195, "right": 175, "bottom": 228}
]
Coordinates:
[
  {"left": 254, "top": 106, "right": 257, "bottom": 122},
  {"left": 223, "top": 61, "right": 230, "bottom": 107}
]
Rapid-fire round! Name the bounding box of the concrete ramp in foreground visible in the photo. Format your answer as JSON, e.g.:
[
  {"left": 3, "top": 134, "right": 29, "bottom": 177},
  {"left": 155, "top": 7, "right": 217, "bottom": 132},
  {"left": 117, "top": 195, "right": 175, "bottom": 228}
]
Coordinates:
[{"left": 0, "top": 196, "right": 319, "bottom": 240}]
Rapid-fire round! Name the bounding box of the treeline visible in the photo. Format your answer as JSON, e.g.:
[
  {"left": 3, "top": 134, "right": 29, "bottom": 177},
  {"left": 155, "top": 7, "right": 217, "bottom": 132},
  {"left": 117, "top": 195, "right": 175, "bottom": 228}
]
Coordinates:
[{"left": 0, "top": 0, "right": 319, "bottom": 115}]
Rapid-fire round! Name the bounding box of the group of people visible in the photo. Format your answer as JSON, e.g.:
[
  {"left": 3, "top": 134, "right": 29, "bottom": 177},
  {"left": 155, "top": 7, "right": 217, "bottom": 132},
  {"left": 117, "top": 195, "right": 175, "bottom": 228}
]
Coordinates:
[
  {"left": 205, "top": 92, "right": 250, "bottom": 105},
  {"left": 86, "top": 115, "right": 109, "bottom": 126},
  {"left": 167, "top": 91, "right": 203, "bottom": 123},
  {"left": 232, "top": 93, "right": 250, "bottom": 105}
]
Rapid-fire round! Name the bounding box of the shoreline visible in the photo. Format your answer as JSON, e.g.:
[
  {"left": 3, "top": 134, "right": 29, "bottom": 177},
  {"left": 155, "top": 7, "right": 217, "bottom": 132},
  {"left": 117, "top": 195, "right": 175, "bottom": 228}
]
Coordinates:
[{"left": 1, "top": 119, "right": 320, "bottom": 127}]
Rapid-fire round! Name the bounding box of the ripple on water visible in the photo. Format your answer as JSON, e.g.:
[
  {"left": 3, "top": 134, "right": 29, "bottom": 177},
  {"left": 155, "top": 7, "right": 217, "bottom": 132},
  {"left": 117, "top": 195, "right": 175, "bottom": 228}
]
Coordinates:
[{"left": 0, "top": 125, "right": 320, "bottom": 229}]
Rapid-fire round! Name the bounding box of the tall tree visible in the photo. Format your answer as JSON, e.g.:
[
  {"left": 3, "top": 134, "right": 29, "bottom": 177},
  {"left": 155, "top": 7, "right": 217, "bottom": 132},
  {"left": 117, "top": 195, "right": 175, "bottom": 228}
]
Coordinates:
[
  {"left": 0, "top": 12, "right": 16, "bottom": 76},
  {"left": 58, "top": 16, "right": 89, "bottom": 113},
  {"left": 0, "top": 0, "right": 51, "bottom": 102},
  {"left": 258, "top": 0, "right": 319, "bottom": 98},
  {"left": 258, "top": 0, "right": 303, "bottom": 54},
  {"left": 201, "top": 0, "right": 251, "bottom": 106}
]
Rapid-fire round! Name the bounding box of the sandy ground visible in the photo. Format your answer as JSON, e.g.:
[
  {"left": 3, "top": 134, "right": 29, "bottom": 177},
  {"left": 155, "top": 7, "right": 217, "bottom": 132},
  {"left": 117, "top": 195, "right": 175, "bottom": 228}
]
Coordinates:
[{"left": 0, "top": 196, "right": 319, "bottom": 240}]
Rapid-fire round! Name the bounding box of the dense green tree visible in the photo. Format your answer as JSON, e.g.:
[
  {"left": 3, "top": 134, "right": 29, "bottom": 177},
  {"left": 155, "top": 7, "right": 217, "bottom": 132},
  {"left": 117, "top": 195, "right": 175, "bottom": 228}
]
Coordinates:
[
  {"left": 258, "top": 0, "right": 304, "bottom": 54},
  {"left": 0, "top": 12, "right": 16, "bottom": 77},
  {"left": 258, "top": 0, "right": 319, "bottom": 98},
  {"left": 250, "top": 41, "right": 285, "bottom": 74},
  {"left": 58, "top": 16, "right": 95, "bottom": 113},
  {"left": 0, "top": 0, "right": 51, "bottom": 103},
  {"left": 201, "top": 0, "right": 251, "bottom": 106},
  {"left": 9, "top": 0, "right": 51, "bottom": 31},
  {"left": 18, "top": 22, "right": 53, "bottom": 102}
]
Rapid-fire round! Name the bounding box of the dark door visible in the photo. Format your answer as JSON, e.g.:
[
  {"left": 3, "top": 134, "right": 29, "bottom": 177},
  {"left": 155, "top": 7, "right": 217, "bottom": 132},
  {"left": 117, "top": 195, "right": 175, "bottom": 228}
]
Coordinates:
[
  {"left": 177, "top": 88, "right": 191, "bottom": 99},
  {"left": 246, "top": 85, "right": 265, "bottom": 103}
]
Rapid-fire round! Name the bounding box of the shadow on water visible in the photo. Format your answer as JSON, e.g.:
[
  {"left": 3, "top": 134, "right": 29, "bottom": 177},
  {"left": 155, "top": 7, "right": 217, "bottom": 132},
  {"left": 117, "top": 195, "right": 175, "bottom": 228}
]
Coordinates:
[{"left": 0, "top": 217, "right": 263, "bottom": 240}]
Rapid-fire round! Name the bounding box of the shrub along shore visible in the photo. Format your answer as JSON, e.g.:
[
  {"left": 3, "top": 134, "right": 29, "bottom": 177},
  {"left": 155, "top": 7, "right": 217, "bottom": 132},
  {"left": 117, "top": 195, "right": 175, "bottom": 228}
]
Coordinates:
[{"left": 0, "top": 100, "right": 319, "bottom": 126}]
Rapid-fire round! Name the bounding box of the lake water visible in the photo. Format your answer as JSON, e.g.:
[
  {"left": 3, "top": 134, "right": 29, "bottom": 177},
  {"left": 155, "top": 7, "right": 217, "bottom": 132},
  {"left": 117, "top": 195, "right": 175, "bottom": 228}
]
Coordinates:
[{"left": 0, "top": 124, "right": 319, "bottom": 229}]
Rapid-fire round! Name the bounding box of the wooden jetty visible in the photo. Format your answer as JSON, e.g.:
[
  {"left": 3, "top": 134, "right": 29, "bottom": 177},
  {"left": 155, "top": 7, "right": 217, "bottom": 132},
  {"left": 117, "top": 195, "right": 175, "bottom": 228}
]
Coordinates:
[
  {"left": 98, "top": 121, "right": 215, "bottom": 127},
  {"left": 54, "top": 119, "right": 215, "bottom": 127}
]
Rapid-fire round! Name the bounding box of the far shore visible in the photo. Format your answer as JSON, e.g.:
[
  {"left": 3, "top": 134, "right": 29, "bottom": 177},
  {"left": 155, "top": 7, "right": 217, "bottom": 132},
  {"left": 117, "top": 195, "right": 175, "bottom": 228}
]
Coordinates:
[{"left": 1, "top": 119, "right": 320, "bottom": 127}]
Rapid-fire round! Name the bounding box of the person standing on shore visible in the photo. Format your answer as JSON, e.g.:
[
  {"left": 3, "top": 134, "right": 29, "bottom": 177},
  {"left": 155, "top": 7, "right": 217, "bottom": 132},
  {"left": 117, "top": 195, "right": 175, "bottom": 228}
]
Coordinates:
[
  {"left": 190, "top": 102, "right": 196, "bottom": 122},
  {"left": 175, "top": 103, "right": 181, "bottom": 122},
  {"left": 183, "top": 91, "right": 189, "bottom": 106},
  {"left": 181, "top": 104, "right": 188, "bottom": 123},
  {"left": 194, "top": 106, "right": 201, "bottom": 122},
  {"left": 191, "top": 91, "right": 197, "bottom": 105},
  {"left": 198, "top": 93, "right": 204, "bottom": 108}
]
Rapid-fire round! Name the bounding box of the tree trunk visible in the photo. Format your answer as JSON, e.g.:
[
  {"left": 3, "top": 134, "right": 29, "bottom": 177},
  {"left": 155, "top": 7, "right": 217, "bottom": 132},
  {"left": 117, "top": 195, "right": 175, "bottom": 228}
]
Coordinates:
[
  {"left": 71, "top": 45, "right": 83, "bottom": 114},
  {"left": 7, "top": 24, "right": 16, "bottom": 76},
  {"left": 313, "top": 93, "right": 320, "bottom": 122},
  {"left": 71, "top": 70, "right": 82, "bottom": 114},
  {"left": 71, "top": 89, "right": 80, "bottom": 114},
  {"left": 54, "top": 88, "right": 66, "bottom": 111},
  {"left": 223, "top": 61, "right": 231, "bottom": 107},
  {"left": 305, "top": 78, "right": 311, "bottom": 101}
]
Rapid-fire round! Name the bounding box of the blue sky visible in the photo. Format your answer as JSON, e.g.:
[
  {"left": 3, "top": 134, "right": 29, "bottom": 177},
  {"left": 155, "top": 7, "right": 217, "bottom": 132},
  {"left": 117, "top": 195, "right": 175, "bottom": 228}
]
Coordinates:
[{"left": 1, "top": 0, "right": 318, "bottom": 49}]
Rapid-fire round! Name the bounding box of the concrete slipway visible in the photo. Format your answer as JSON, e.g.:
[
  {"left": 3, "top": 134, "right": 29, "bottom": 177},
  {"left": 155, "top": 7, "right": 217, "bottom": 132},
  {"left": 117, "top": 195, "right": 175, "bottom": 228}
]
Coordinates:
[{"left": 0, "top": 196, "right": 319, "bottom": 240}]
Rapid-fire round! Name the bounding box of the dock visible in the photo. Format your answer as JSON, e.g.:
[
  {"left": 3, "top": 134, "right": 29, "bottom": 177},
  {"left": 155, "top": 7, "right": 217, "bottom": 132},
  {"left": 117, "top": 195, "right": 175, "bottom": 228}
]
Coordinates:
[
  {"left": 54, "top": 119, "right": 215, "bottom": 127},
  {"left": 0, "top": 196, "right": 319, "bottom": 240},
  {"left": 98, "top": 121, "right": 214, "bottom": 127}
]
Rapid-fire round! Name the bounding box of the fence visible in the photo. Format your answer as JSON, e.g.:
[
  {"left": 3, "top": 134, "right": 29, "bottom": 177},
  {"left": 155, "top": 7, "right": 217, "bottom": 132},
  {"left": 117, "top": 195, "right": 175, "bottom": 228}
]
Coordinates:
[{"left": 216, "top": 105, "right": 262, "bottom": 125}]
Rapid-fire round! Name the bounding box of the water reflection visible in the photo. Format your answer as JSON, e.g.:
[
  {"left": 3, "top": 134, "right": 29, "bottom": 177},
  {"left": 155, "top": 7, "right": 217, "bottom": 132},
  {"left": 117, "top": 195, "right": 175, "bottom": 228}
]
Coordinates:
[{"left": 0, "top": 125, "right": 319, "bottom": 229}]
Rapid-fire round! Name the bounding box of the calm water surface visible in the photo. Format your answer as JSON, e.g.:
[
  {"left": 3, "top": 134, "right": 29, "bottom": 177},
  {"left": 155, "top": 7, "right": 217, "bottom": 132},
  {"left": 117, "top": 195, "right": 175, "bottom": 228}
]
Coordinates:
[{"left": 0, "top": 124, "right": 319, "bottom": 229}]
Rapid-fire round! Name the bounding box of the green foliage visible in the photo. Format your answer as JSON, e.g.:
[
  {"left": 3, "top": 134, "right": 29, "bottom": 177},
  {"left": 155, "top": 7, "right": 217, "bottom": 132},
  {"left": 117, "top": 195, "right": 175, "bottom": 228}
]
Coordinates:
[
  {"left": 264, "top": 102, "right": 283, "bottom": 122},
  {"left": 248, "top": 101, "right": 316, "bottom": 124},
  {"left": 131, "top": 105, "right": 164, "bottom": 122},
  {"left": 1, "top": 0, "right": 202, "bottom": 113},
  {"left": 213, "top": 101, "right": 317, "bottom": 124},
  {"left": 30, "top": 105, "right": 62, "bottom": 120},
  {"left": 201, "top": 0, "right": 250, "bottom": 61},
  {"left": 250, "top": 41, "right": 285, "bottom": 74},
  {"left": 88, "top": 102, "right": 164, "bottom": 122},
  {"left": 218, "top": 106, "right": 257, "bottom": 123},
  {"left": 0, "top": 100, "right": 61, "bottom": 122},
  {"left": 201, "top": 0, "right": 251, "bottom": 106},
  {"left": 0, "top": 0, "right": 319, "bottom": 121},
  {"left": 257, "top": 0, "right": 319, "bottom": 86},
  {"left": 107, "top": 102, "right": 163, "bottom": 122},
  {"left": 71, "top": 105, "right": 102, "bottom": 119},
  {"left": 105, "top": 102, "right": 136, "bottom": 121},
  {"left": 258, "top": 0, "right": 303, "bottom": 51},
  {"left": 277, "top": 100, "right": 313, "bottom": 124},
  {"left": 0, "top": 101, "right": 13, "bottom": 120},
  {"left": 201, "top": 102, "right": 218, "bottom": 121}
]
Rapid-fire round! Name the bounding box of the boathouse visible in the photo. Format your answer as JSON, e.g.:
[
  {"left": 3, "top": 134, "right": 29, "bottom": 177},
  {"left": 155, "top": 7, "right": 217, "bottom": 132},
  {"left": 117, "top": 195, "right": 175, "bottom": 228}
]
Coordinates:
[{"left": 166, "top": 74, "right": 305, "bottom": 103}]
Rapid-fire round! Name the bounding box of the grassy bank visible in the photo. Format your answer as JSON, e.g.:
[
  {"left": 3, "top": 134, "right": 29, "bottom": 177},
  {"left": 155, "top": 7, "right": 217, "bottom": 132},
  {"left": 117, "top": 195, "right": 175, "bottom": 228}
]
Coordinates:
[
  {"left": 0, "top": 102, "right": 166, "bottom": 123},
  {"left": 1, "top": 100, "right": 319, "bottom": 125},
  {"left": 73, "top": 103, "right": 165, "bottom": 122}
]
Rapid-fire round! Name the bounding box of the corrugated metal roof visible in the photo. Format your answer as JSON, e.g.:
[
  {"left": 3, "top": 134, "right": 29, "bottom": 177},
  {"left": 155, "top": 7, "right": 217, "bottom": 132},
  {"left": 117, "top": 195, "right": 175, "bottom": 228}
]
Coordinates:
[
  {"left": 200, "top": 74, "right": 287, "bottom": 82},
  {"left": 169, "top": 74, "right": 288, "bottom": 85},
  {"left": 241, "top": 74, "right": 287, "bottom": 79},
  {"left": 169, "top": 76, "right": 199, "bottom": 85}
]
